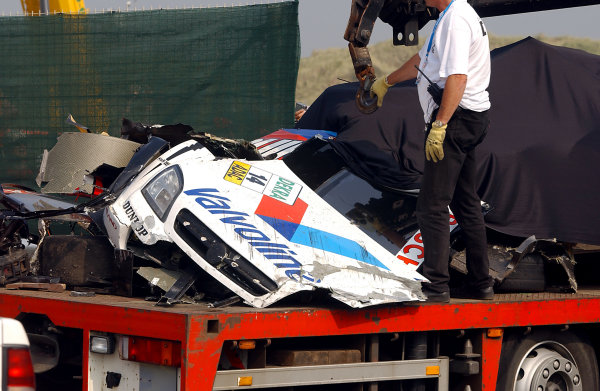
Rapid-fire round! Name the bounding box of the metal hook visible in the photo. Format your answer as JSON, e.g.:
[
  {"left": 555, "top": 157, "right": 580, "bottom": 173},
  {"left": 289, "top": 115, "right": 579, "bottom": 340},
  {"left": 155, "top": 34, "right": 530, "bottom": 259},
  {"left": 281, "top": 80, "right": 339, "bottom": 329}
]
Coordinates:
[{"left": 355, "top": 73, "right": 378, "bottom": 114}]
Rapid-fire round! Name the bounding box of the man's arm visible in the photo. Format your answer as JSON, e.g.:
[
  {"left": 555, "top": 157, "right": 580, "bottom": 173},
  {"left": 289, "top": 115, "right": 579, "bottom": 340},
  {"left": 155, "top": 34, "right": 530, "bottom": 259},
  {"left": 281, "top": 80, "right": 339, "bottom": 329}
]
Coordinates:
[
  {"left": 435, "top": 74, "right": 467, "bottom": 124},
  {"left": 386, "top": 53, "right": 421, "bottom": 85},
  {"left": 370, "top": 53, "right": 421, "bottom": 107}
]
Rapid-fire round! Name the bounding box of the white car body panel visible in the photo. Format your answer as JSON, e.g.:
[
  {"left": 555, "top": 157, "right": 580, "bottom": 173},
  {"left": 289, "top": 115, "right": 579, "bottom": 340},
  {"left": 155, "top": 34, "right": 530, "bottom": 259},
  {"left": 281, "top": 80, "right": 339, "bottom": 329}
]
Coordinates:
[
  {"left": 395, "top": 214, "right": 460, "bottom": 270},
  {"left": 109, "top": 140, "right": 426, "bottom": 308}
]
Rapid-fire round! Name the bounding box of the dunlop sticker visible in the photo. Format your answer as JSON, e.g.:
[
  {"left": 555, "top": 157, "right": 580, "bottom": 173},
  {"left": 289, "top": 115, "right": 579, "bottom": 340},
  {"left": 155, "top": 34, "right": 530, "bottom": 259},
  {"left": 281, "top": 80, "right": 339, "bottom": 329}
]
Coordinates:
[{"left": 224, "top": 161, "right": 302, "bottom": 205}]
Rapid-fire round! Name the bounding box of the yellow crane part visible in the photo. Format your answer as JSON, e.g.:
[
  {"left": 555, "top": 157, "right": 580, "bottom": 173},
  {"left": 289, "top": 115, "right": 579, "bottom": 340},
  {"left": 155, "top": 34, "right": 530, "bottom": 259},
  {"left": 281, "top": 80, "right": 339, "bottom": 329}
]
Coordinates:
[{"left": 21, "top": 0, "right": 87, "bottom": 14}]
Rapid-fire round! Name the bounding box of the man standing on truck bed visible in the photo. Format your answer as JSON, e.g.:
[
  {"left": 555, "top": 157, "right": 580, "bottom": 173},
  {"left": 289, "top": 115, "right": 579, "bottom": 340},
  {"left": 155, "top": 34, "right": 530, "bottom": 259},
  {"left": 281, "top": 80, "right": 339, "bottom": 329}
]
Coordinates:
[{"left": 370, "top": 0, "right": 493, "bottom": 302}]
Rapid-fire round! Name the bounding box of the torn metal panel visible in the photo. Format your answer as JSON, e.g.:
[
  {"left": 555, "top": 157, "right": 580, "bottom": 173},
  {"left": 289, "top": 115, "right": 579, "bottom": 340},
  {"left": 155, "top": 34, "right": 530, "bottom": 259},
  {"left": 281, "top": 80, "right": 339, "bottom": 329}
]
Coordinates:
[
  {"left": 121, "top": 118, "right": 193, "bottom": 146},
  {"left": 137, "top": 266, "right": 195, "bottom": 304},
  {"left": 36, "top": 132, "right": 140, "bottom": 194},
  {"left": 0, "top": 185, "right": 91, "bottom": 225},
  {"left": 156, "top": 265, "right": 201, "bottom": 306},
  {"left": 451, "top": 235, "right": 578, "bottom": 293}
]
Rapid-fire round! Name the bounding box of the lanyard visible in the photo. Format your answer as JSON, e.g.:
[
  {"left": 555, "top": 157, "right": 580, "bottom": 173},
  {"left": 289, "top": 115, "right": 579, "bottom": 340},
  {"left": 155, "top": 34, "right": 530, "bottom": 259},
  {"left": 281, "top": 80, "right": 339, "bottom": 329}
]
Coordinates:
[{"left": 424, "top": 0, "right": 455, "bottom": 59}]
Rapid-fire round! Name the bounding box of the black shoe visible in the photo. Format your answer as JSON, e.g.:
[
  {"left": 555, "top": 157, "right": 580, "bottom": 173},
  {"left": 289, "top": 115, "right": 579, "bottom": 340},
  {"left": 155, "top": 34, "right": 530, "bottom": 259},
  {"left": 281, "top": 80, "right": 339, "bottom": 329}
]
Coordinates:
[
  {"left": 452, "top": 286, "right": 494, "bottom": 300},
  {"left": 421, "top": 287, "right": 450, "bottom": 303}
]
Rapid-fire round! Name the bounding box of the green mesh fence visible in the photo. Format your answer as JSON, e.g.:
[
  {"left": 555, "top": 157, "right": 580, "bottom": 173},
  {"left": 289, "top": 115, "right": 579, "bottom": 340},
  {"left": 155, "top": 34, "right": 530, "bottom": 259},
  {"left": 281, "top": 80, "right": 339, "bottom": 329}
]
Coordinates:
[{"left": 0, "top": 2, "right": 300, "bottom": 188}]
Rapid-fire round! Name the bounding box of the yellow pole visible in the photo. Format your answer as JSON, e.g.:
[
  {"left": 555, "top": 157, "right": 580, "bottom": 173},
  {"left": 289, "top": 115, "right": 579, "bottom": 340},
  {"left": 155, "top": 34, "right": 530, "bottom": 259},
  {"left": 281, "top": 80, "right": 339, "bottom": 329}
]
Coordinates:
[{"left": 21, "top": 0, "right": 87, "bottom": 14}]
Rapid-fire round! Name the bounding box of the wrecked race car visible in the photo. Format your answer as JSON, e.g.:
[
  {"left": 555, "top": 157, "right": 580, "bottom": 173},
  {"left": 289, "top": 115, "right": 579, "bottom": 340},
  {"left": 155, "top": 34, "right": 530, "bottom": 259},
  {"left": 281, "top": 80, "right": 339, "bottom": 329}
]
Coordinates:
[
  {"left": 3, "top": 37, "right": 597, "bottom": 306},
  {"left": 0, "top": 122, "right": 430, "bottom": 309},
  {"left": 0, "top": 124, "right": 581, "bottom": 310}
]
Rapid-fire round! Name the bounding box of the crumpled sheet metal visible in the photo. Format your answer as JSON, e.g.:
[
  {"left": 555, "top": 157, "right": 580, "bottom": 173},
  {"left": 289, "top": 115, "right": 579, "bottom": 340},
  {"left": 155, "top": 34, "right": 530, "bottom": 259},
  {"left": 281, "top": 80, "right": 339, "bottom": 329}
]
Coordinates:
[
  {"left": 137, "top": 266, "right": 196, "bottom": 304},
  {"left": 36, "top": 132, "right": 140, "bottom": 194}
]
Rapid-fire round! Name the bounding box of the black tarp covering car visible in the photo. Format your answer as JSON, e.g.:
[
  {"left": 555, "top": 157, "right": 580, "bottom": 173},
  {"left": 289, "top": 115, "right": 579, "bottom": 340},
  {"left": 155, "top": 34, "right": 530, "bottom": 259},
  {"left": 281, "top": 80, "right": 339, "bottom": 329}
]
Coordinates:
[{"left": 297, "top": 37, "right": 600, "bottom": 246}]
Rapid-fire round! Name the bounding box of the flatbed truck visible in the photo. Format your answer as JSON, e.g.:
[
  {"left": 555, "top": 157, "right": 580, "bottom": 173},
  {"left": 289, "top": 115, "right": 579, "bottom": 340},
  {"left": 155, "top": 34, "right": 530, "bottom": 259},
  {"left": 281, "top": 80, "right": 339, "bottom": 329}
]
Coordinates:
[
  {"left": 0, "top": 286, "right": 599, "bottom": 390},
  {"left": 3, "top": 1, "right": 600, "bottom": 390}
]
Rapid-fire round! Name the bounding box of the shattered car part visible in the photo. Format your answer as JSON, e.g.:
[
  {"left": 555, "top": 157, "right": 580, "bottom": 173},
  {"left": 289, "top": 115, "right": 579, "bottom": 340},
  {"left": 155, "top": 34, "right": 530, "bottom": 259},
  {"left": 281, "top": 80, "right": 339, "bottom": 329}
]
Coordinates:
[
  {"left": 451, "top": 235, "right": 577, "bottom": 293},
  {"left": 251, "top": 129, "right": 336, "bottom": 160},
  {"left": 39, "top": 236, "right": 114, "bottom": 288},
  {"left": 137, "top": 266, "right": 196, "bottom": 304},
  {"left": 102, "top": 137, "right": 426, "bottom": 308},
  {"left": 0, "top": 249, "right": 29, "bottom": 285},
  {"left": 36, "top": 132, "right": 140, "bottom": 194},
  {"left": 1, "top": 125, "right": 428, "bottom": 307},
  {"left": 0, "top": 184, "right": 90, "bottom": 223},
  {"left": 1, "top": 114, "right": 583, "bottom": 307},
  {"left": 155, "top": 265, "right": 202, "bottom": 306}
]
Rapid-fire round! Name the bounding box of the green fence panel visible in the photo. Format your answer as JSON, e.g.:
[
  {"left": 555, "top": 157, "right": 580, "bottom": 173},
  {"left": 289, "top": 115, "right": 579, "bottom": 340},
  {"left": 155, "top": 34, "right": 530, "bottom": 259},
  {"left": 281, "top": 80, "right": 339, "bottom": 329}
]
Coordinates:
[{"left": 0, "top": 2, "right": 300, "bottom": 188}]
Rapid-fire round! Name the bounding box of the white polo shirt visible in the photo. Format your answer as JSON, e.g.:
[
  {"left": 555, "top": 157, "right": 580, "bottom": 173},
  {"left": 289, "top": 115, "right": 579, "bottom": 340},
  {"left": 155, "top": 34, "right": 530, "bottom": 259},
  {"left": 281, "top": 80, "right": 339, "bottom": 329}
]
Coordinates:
[{"left": 417, "top": 0, "right": 491, "bottom": 122}]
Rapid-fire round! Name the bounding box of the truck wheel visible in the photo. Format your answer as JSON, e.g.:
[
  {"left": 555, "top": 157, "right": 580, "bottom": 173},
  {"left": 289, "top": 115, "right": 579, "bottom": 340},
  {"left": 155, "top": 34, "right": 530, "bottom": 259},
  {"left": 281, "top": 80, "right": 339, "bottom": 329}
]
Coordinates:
[{"left": 496, "top": 329, "right": 599, "bottom": 391}]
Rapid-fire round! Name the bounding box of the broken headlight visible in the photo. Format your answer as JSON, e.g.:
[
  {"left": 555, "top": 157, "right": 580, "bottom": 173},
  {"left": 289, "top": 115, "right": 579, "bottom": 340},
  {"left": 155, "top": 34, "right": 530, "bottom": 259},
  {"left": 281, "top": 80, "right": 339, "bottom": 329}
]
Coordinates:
[{"left": 142, "top": 165, "right": 183, "bottom": 220}]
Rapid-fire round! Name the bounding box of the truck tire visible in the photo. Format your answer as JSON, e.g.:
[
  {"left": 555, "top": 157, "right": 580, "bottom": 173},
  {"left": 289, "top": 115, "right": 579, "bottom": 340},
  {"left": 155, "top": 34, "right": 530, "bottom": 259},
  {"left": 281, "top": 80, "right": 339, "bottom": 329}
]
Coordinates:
[{"left": 496, "top": 329, "right": 599, "bottom": 391}]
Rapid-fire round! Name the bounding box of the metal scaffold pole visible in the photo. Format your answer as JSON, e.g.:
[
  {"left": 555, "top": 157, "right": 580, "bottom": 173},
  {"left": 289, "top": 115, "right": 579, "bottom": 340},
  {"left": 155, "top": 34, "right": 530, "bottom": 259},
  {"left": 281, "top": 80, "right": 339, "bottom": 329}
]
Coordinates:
[{"left": 40, "top": 0, "right": 49, "bottom": 14}]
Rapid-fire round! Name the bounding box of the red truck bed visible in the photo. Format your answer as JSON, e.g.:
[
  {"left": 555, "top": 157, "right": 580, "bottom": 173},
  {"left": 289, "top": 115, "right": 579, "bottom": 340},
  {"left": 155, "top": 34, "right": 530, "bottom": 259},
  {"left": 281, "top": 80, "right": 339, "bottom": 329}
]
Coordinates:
[{"left": 2, "top": 288, "right": 600, "bottom": 390}]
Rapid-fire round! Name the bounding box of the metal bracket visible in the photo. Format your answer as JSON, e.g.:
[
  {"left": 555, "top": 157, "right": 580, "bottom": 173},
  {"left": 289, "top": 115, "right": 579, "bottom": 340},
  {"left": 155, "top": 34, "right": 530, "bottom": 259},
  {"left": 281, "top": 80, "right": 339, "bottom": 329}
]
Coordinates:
[{"left": 393, "top": 16, "right": 420, "bottom": 46}]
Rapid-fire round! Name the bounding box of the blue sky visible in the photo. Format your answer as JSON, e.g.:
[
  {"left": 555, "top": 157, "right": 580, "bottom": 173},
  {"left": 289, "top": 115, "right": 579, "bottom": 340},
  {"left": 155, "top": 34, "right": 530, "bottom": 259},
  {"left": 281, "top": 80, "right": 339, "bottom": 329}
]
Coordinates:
[{"left": 2, "top": 0, "right": 599, "bottom": 57}]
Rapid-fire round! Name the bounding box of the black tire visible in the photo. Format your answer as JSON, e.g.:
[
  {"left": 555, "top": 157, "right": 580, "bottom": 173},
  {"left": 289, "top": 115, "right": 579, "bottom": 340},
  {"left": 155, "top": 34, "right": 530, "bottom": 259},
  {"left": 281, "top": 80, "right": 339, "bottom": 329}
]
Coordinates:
[
  {"left": 496, "top": 329, "right": 599, "bottom": 391},
  {"left": 496, "top": 253, "right": 546, "bottom": 292}
]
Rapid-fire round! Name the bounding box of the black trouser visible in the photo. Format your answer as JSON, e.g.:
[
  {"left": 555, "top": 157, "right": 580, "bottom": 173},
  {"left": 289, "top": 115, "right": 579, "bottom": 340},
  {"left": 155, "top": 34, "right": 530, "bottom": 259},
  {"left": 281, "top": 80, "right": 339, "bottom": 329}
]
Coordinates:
[{"left": 417, "top": 108, "right": 492, "bottom": 293}]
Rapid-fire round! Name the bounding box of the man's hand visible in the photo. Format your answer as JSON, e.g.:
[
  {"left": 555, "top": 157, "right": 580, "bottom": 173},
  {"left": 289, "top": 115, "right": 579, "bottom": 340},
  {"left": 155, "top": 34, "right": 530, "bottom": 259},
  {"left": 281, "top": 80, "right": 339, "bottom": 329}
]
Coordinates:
[
  {"left": 294, "top": 109, "right": 306, "bottom": 122},
  {"left": 426, "top": 121, "right": 447, "bottom": 162},
  {"left": 370, "top": 77, "right": 393, "bottom": 107}
]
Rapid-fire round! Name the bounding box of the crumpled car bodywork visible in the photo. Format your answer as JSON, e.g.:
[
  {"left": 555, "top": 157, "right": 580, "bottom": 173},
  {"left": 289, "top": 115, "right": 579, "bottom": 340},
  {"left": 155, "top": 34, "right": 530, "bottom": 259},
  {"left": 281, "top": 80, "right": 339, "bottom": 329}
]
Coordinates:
[
  {"left": 0, "top": 120, "right": 580, "bottom": 308},
  {"left": 102, "top": 137, "right": 425, "bottom": 307}
]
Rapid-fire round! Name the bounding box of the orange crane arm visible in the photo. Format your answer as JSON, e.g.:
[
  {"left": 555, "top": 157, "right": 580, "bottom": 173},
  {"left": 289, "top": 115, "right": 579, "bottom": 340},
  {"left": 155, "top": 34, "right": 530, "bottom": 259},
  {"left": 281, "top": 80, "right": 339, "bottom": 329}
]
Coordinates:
[{"left": 21, "top": 0, "right": 86, "bottom": 14}]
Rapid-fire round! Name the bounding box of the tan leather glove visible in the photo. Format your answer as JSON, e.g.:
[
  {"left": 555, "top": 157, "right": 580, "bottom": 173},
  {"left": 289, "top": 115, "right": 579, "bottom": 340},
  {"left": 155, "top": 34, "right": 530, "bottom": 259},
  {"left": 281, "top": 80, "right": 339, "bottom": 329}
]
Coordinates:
[
  {"left": 370, "top": 76, "right": 393, "bottom": 107},
  {"left": 425, "top": 121, "right": 447, "bottom": 163}
]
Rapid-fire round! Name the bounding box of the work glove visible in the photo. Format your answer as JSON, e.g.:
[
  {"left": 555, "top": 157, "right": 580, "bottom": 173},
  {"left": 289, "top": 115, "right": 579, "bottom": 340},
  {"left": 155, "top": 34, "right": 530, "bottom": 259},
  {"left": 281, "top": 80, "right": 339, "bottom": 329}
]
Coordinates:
[
  {"left": 370, "top": 76, "right": 393, "bottom": 107},
  {"left": 425, "top": 121, "right": 447, "bottom": 163}
]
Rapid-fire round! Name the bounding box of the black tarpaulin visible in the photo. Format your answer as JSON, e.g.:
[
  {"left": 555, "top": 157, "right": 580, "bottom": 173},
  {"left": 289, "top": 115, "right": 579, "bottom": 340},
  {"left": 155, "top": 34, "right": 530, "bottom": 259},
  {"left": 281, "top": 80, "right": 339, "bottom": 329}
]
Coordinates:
[{"left": 297, "top": 37, "right": 600, "bottom": 245}]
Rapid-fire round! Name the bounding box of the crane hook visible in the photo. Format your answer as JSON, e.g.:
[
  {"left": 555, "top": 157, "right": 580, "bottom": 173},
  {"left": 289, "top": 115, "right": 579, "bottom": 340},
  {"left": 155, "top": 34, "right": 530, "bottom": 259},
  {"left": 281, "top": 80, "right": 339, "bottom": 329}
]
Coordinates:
[{"left": 355, "top": 69, "right": 378, "bottom": 114}]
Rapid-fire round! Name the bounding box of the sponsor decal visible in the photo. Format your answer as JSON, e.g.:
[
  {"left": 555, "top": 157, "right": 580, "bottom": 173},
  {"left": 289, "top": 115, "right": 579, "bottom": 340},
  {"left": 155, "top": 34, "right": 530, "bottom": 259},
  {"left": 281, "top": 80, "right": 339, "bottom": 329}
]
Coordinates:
[
  {"left": 157, "top": 157, "right": 171, "bottom": 166},
  {"left": 265, "top": 177, "right": 298, "bottom": 203},
  {"left": 396, "top": 214, "right": 458, "bottom": 268},
  {"left": 104, "top": 208, "right": 118, "bottom": 230},
  {"left": 123, "top": 200, "right": 148, "bottom": 236},
  {"left": 224, "top": 161, "right": 301, "bottom": 205},
  {"left": 224, "top": 160, "right": 251, "bottom": 185},
  {"left": 184, "top": 188, "right": 316, "bottom": 283}
]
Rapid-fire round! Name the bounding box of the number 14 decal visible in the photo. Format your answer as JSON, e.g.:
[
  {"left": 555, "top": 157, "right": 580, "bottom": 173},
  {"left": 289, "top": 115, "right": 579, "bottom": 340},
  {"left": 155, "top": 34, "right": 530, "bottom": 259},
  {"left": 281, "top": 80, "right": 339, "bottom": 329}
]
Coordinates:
[{"left": 247, "top": 172, "right": 267, "bottom": 186}]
